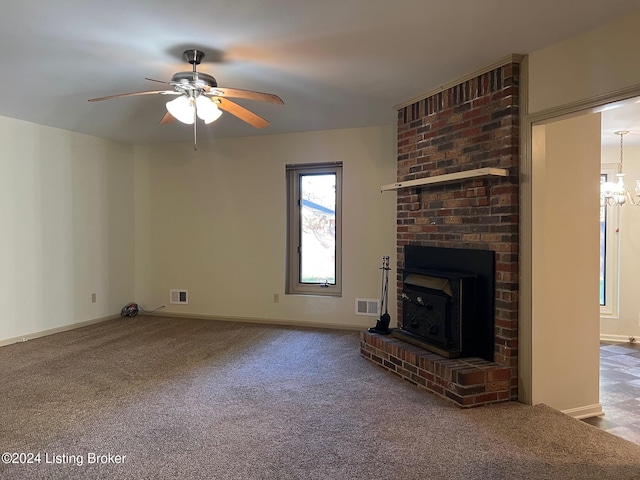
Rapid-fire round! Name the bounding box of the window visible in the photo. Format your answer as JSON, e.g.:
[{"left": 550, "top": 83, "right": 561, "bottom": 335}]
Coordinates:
[
  {"left": 286, "top": 162, "right": 342, "bottom": 296},
  {"left": 600, "top": 167, "right": 620, "bottom": 317}
]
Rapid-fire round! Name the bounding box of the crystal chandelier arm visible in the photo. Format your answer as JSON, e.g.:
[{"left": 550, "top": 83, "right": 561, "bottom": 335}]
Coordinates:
[
  {"left": 601, "top": 130, "right": 640, "bottom": 207},
  {"left": 628, "top": 189, "right": 640, "bottom": 205}
]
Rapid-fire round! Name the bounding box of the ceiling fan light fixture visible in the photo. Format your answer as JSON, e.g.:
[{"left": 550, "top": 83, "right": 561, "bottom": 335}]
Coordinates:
[
  {"left": 166, "top": 95, "right": 195, "bottom": 124},
  {"left": 195, "top": 96, "right": 222, "bottom": 124}
]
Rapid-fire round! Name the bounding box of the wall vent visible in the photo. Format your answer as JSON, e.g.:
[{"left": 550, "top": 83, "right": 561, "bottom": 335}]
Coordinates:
[
  {"left": 355, "top": 298, "right": 379, "bottom": 316},
  {"left": 170, "top": 289, "right": 189, "bottom": 305}
]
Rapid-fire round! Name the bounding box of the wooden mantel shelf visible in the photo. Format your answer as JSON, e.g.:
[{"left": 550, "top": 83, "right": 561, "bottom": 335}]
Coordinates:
[{"left": 380, "top": 167, "right": 509, "bottom": 192}]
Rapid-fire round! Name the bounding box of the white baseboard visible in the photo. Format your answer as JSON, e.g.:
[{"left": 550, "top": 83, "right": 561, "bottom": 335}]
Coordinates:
[
  {"left": 0, "top": 314, "right": 120, "bottom": 347},
  {"left": 146, "top": 311, "right": 365, "bottom": 332},
  {"left": 561, "top": 403, "right": 604, "bottom": 419},
  {"left": 0, "top": 312, "right": 366, "bottom": 349},
  {"left": 600, "top": 333, "right": 637, "bottom": 343}
]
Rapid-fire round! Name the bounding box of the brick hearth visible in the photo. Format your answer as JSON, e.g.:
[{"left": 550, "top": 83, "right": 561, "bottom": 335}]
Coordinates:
[{"left": 361, "top": 331, "right": 510, "bottom": 407}]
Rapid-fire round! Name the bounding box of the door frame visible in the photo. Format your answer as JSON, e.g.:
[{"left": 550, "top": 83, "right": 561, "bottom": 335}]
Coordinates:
[{"left": 520, "top": 72, "right": 640, "bottom": 405}]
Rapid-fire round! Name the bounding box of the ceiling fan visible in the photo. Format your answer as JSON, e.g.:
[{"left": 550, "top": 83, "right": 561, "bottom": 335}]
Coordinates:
[{"left": 88, "top": 49, "right": 284, "bottom": 150}]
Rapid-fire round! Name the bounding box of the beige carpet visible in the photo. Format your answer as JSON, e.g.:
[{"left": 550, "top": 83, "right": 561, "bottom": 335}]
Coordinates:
[{"left": 1, "top": 315, "right": 639, "bottom": 479}]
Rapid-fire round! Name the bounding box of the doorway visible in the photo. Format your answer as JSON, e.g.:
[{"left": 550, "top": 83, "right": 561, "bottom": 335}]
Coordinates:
[{"left": 521, "top": 87, "right": 640, "bottom": 418}]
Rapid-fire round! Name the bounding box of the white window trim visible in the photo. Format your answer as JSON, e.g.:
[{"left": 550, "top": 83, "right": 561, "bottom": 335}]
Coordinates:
[
  {"left": 601, "top": 165, "right": 620, "bottom": 318},
  {"left": 286, "top": 162, "right": 342, "bottom": 296}
]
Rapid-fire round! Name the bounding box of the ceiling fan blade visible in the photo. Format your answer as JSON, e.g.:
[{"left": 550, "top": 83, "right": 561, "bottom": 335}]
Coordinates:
[
  {"left": 217, "top": 98, "right": 270, "bottom": 128},
  {"left": 88, "top": 90, "right": 178, "bottom": 102},
  {"left": 208, "top": 87, "right": 284, "bottom": 105},
  {"left": 160, "top": 112, "right": 176, "bottom": 124},
  {"left": 145, "top": 77, "right": 172, "bottom": 85}
]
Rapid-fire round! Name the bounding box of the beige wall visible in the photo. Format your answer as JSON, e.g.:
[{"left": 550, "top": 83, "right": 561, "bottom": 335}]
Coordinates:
[
  {"left": 134, "top": 126, "right": 397, "bottom": 329},
  {"left": 531, "top": 114, "right": 601, "bottom": 413},
  {"left": 528, "top": 11, "right": 640, "bottom": 114},
  {"left": 0, "top": 116, "right": 135, "bottom": 344},
  {"left": 600, "top": 144, "right": 640, "bottom": 339}
]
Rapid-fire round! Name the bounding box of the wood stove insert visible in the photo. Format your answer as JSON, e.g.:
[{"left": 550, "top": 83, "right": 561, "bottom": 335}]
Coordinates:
[{"left": 393, "top": 245, "right": 495, "bottom": 362}]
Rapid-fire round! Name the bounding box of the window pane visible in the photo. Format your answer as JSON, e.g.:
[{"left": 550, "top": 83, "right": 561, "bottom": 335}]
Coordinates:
[
  {"left": 299, "top": 173, "right": 336, "bottom": 284},
  {"left": 600, "top": 173, "right": 606, "bottom": 306}
]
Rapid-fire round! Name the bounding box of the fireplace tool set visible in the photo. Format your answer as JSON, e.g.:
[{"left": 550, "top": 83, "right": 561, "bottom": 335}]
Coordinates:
[{"left": 368, "top": 256, "right": 392, "bottom": 335}]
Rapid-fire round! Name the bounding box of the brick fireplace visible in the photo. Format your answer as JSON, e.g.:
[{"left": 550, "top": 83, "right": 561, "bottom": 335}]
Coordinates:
[{"left": 360, "top": 57, "right": 520, "bottom": 407}]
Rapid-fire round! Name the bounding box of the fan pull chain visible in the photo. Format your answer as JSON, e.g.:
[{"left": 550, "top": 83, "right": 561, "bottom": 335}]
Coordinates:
[{"left": 193, "top": 107, "right": 198, "bottom": 151}]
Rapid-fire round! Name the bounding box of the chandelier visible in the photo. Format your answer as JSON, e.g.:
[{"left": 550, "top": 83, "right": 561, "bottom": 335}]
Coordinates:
[{"left": 600, "top": 130, "right": 640, "bottom": 206}]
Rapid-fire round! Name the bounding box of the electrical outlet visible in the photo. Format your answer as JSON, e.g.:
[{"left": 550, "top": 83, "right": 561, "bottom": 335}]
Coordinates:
[
  {"left": 91, "top": 293, "right": 97, "bottom": 303},
  {"left": 273, "top": 293, "right": 280, "bottom": 303}
]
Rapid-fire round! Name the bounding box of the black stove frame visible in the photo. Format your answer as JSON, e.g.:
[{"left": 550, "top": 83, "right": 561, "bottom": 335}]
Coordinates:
[{"left": 399, "top": 245, "right": 495, "bottom": 361}]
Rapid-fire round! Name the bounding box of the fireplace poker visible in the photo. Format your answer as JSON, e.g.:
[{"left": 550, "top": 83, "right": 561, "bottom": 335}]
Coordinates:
[{"left": 368, "top": 256, "right": 392, "bottom": 335}]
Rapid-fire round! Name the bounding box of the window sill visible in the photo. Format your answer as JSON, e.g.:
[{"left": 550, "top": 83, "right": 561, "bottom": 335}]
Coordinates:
[{"left": 286, "top": 292, "right": 342, "bottom": 298}]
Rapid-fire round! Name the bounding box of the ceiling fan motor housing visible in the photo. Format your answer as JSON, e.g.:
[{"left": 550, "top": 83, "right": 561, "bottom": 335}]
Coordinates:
[
  {"left": 170, "top": 72, "right": 218, "bottom": 90},
  {"left": 169, "top": 50, "right": 217, "bottom": 92}
]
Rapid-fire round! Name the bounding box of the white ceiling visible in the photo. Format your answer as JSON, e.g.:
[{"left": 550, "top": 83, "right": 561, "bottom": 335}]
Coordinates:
[
  {"left": 1, "top": 0, "right": 639, "bottom": 145},
  {"left": 601, "top": 98, "right": 640, "bottom": 147}
]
